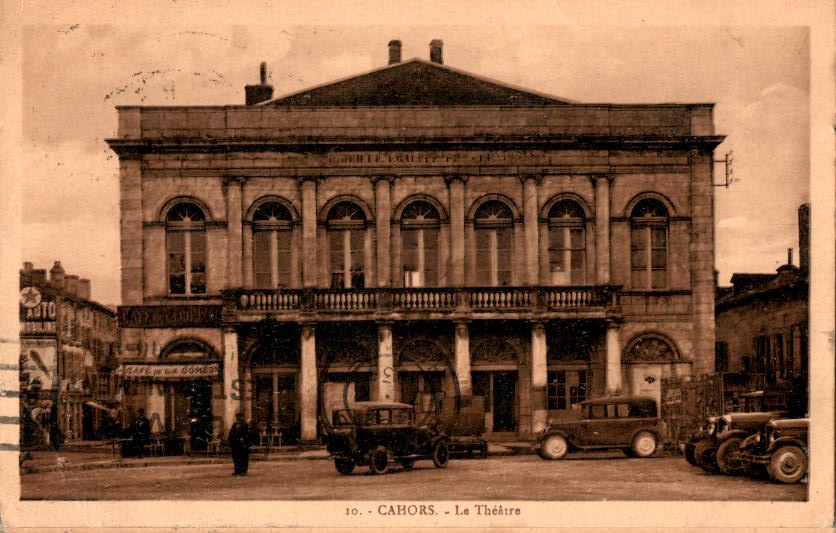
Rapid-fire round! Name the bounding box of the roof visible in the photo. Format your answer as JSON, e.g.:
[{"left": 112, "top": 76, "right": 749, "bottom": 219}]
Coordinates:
[
  {"left": 716, "top": 267, "right": 807, "bottom": 312},
  {"left": 580, "top": 396, "right": 657, "bottom": 406},
  {"left": 263, "top": 58, "right": 572, "bottom": 107}
]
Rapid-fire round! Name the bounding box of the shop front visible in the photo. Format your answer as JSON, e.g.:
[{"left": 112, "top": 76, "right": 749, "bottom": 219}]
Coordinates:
[{"left": 118, "top": 338, "right": 221, "bottom": 452}]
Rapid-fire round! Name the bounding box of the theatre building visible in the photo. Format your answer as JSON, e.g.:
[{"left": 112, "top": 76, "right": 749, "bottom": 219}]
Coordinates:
[{"left": 108, "top": 40, "right": 722, "bottom": 446}]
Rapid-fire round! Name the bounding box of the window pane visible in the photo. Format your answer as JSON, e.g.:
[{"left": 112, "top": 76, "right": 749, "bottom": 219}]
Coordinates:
[
  {"left": 631, "top": 228, "right": 646, "bottom": 249},
  {"left": 632, "top": 270, "right": 648, "bottom": 288},
  {"left": 496, "top": 228, "right": 512, "bottom": 285},
  {"left": 329, "top": 231, "right": 344, "bottom": 273},
  {"left": 550, "top": 249, "right": 565, "bottom": 272},
  {"left": 569, "top": 228, "right": 584, "bottom": 249},
  {"left": 190, "top": 231, "right": 206, "bottom": 294},
  {"left": 402, "top": 229, "right": 418, "bottom": 272},
  {"left": 651, "top": 227, "right": 666, "bottom": 248},
  {"left": 350, "top": 230, "right": 364, "bottom": 274},
  {"left": 475, "top": 229, "right": 491, "bottom": 284},
  {"left": 651, "top": 269, "right": 666, "bottom": 289},
  {"left": 631, "top": 250, "right": 647, "bottom": 269},
  {"left": 424, "top": 229, "right": 438, "bottom": 286},
  {"left": 651, "top": 250, "right": 667, "bottom": 268},
  {"left": 350, "top": 272, "right": 365, "bottom": 289},
  {"left": 167, "top": 231, "right": 185, "bottom": 294},
  {"left": 570, "top": 250, "right": 584, "bottom": 270},
  {"left": 253, "top": 231, "right": 272, "bottom": 287}
]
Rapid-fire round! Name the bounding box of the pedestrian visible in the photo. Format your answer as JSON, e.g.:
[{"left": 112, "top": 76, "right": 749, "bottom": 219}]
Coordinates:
[
  {"left": 132, "top": 408, "right": 151, "bottom": 457},
  {"left": 228, "top": 412, "right": 251, "bottom": 476}
]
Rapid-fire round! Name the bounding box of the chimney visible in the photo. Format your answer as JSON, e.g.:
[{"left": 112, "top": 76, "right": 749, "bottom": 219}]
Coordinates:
[
  {"left": 429, "top": 39, "right": 443, "bottom": 64},
  {"left": 787, "top": 248, "right": 793, "bottom": 266},
  {"left": 31, "top": 269, "right": 47, "bottom": 285},
  {"left": 388, "top": 40, "right": 402, "bottom": 65},
  {"left": 65, "top": 274, "right": 79, "bottom": 296},
  {"left": 49, "top": 261, "right": 65, "bottom": 289},
  {"left": 23, "top": 262, "right": 33, "bottom": 273},
  {"left": 245, "top": 62, "right": 274, "bottom": 105},
  {"left": 798, "top": 203, "right": 810, "bottom": 274},
  {"left": 78, "top": 279, "right": 91, "bottom": 300}
]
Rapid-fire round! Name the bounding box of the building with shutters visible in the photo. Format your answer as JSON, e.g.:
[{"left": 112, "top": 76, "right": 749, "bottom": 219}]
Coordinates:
[
  {"left": 19, "top": 262, "right": 118, "bottom": 446},
  {"left": 107, "top": 39, "right": 723, "bottom": 446}
]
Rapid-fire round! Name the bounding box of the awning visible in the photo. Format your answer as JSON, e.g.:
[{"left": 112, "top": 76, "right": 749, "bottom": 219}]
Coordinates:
[{"left": 116, "top": 362, "right": 220, "bottom": 380}]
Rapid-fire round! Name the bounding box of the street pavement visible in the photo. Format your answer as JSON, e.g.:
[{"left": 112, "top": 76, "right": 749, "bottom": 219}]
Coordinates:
[{"left": 21, "top": 452, "right": 806, "bottom": 501}]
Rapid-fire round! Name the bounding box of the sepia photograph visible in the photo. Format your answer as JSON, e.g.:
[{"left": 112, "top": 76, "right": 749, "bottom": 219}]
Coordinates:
[{"left": 0, "top": 0, "right": 833, "bottom": 529}]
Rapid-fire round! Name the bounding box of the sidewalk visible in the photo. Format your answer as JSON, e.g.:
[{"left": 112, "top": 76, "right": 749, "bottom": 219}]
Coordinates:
[{"left": 19, "top": 441, "right": 537, "bottom": 475}]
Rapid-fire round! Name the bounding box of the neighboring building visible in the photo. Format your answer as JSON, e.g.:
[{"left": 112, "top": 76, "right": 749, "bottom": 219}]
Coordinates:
[
  {"left": 715, "top": 204, "right": 809, "bottom": 408},
  {"left": 107, "top": 39, "right": 723, "bottom": 446},
  {"left": 19, "top": 262, "right": 118, "bottom": 445}
]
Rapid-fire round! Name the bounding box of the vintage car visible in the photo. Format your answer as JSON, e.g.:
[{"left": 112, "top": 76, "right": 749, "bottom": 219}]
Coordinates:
[
  {"left": 537, "top": 396, "right": 661, "bottom": 460},
  {"left": 325, "top": 401, "right": 450, "bottom": 475},
  {"left": 738, "top": 418, "right": 808, "bottom": 483},
  {"left": 692, "top": 411, "right": 785, "bottom": 475}
]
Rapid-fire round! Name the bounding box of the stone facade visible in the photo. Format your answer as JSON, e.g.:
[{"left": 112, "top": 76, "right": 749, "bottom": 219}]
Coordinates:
[{"left": 108, "top": 45, "right": 722, "bottom": 444}]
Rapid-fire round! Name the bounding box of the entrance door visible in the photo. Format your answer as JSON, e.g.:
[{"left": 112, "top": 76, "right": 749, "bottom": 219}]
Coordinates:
[
  {"left": 187, "top": 380, "right": 213, "bottom": 451},
  {"left": 254, "top": 376, "right": 274, "bottom": 426},
  {"left": 492, "top": 371, "right": 517, "bottom": 432},
  {"left": 81, "top": 403, "right": 95, "bottom": 440},
  {"left": 274, "top": 374, "right": 297, "bottom": 435}
]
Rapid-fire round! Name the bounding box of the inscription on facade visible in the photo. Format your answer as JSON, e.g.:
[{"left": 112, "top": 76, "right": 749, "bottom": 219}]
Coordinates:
[{"left": 118, "top": 305, "right": 222, "bottom": 328}]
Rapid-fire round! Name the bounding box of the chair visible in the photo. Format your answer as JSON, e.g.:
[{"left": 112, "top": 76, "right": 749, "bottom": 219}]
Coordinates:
[
  {"left": 259, "top": 425, "right": 271, "bottom": 447},
  {"left": 207, "top": 439, "right": 222, "bottom": 454},
  {"left": 271, "top": 427, "right": 283, "bottom": 447},
  {"left": 150, "top": 435, "right": 165, "bottom": 457}
]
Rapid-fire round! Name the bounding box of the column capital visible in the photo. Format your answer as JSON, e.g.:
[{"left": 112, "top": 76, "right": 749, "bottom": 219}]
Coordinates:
[
  {"left": 376, "top": 319, "right": 394, "bottom": 329},
  {"left": 530, "top": 319, "right": 547, "bottom": 331},
  {"left": 588, "top": 173, "right": 613, "bottom": 186},
  {"left": 454, "top": 320, "right": 470, "bottom": 332},
  {"left": 370, "top": 175, "right": 395, "bottom": 185},
  {"left": 300, "top": 323, "right": 316, "bottom": 336},
  {"left": 221, "top": 175, "right": 248, "bottom": 188},
  {"left": 606, "top": 317, "right": 623, "bottom": 329},
  {"left": 295, "top": 175, "right": 321, "bottom": 186},
  {"left": 444, "top": 174, "right": 469, "bottom": 186},
  {"left": 222, "top": 326, "right": 238, "bottom": 335},
  {"left": 518, "top": 173, "right": 543, "bottom": 185}
]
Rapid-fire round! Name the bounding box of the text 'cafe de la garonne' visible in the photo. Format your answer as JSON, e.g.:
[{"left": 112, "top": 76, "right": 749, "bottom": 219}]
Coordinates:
[{"left": 106, "top": 39, "right": 723, "bottom": 449}]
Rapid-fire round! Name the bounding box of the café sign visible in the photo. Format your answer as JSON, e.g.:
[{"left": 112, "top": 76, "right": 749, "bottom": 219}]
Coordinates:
[{"left": 117, "top": 363, "right": 220, "bottom": 380}]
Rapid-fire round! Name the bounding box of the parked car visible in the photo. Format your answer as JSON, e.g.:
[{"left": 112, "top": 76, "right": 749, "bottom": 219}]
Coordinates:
[
  {"left": 537, "top": 396, "right": 661, "bottom": 460},
  {"left": 692, "top": 411, "right": 785, "bottom": 474},
  {"left": 738, "top": 418, "right": 808, "bottom": 483},
  {"left": 325, "top": 401, "right": 450, "bottom": 475}
]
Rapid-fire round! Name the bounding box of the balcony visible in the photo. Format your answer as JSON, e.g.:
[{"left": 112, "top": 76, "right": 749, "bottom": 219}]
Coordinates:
[{"left": 227, "top": 285, "right": 620, "bottom": 321}]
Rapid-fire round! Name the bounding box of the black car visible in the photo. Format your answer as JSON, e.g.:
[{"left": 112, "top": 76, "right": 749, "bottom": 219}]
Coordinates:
[
  {"left": 691, "top": 411, "right": 785, "bottom": 475},
  {"left": 537, "top": 396, "right": 661, "bottom": 460},
  {"left": 325, "top": 401, "right": 450, "bottom": 475},
  {"left": 738, "top": 418, "right": 808, "bottom": 483}
]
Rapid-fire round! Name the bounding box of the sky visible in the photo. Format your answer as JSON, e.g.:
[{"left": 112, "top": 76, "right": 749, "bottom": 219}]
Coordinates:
[{"left": 17, "top": 23, "right": 809, "bottom": 305}]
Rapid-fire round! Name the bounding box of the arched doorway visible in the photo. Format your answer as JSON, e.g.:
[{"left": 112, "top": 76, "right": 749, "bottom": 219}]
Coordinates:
[{"left": 247, "top": 332, "right": 300, "bottom": 443}]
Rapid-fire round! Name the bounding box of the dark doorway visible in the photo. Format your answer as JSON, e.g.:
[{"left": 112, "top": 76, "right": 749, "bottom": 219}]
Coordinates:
[
  {"left": 492, "top": 371, "right": 517, "bottom": 431},
  {"left": 81, "top": 403, "right": 95, "bottom": 440},
  {"left": 187, "top": 379, "right": 213, "bottom": 451}
]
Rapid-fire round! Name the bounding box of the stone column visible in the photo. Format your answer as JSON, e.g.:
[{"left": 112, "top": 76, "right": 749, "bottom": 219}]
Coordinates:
[
  {"left": 594, "top": 175, "right": 612, "bottom": 284},
  {"left": 447, "top": 176, "right": 466, "bottom": 286},
  {"left": 530, "top": 321, "right": 548, "bottom": 434},
  {"left": 243, "top": 367, "right": 252, "bottom": 422},
  {"left": 377, "top": 322, "right": 395, "bottom": 401},
  {"left": 119, "top": 155, "right": 143, "bottom": 305},
  {"left": 454, "top": 321, "right": 471, "bottom": 397},
  {"left": 300, "top": 177, "right": 318, "bottom": 288},
  {"left": 223, "top": 177, "right": 245, "bottom": 288},
  {"left": 374, "top": 177, "right": 392, "bottom": 286},
  {"left": 605, "top": 319, "right": 622, "bottom": 395},
  {"left": 299, "top": 325, "right": 318, "bottom": 441},
  {"left": 222, "top": 328, "right": 240, "bottom": 435},
  {"left": 242, "top": 223, "right": 254, "bottom": 288},
  {"left": 522, "top": 176, "right": 540, "bottom": 285}
]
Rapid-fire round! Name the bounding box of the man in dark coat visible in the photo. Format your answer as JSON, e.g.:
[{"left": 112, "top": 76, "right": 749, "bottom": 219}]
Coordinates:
[
  {"left": 228, "top": 412, "right": 251, "bottom": 476},
  {"left": 132, "top": 408, "right": 151, "bottom": 457}
]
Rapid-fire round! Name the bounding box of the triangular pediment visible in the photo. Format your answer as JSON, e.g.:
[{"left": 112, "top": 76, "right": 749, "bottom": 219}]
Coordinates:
[{"left": 263, "top": 59, "right": 570, "bottom": 106}]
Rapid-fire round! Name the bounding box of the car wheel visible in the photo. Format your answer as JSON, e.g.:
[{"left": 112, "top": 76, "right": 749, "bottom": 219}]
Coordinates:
[
  {"left": 768, "top": 445, "right": 807, "bottom": 484},
  {"left": 684, "top": 445, "right": 698, "bottom": 467},
  {"left": 694, "top": 439, "right": 719, "bottom": 473},
  {"left": 631, "top": 431, "right": 658, "bottom": 458},
  {"left": 716, "top": 437, "right": 744, "bottom": 475},
  {"left": 334, "top": 458, "right": 355, "bottom": 475},
  {"left": 540, "top": 434, "right": 569, "bottom": 460},
  {"left": 432, "top": 441, "right": 450, "bottom": 468},
  {"left": 368, "top": 447, "right": 390, "bottom": 475},
  {"left": 399, "top": 458, "right": 416, "bottom": 470}
]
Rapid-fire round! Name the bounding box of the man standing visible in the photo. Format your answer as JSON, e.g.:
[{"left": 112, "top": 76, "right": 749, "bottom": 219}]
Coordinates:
[
  {"left": 132, "top": 408, "right": 151, "bottom": 457},
  {"left": 228, "top": 412, "right": 251, "bottom": 476}
]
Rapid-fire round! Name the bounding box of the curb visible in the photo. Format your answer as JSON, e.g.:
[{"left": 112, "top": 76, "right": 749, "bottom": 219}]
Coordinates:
[{"left": 21, "top": 444, "right": 539, "bottom": 474}]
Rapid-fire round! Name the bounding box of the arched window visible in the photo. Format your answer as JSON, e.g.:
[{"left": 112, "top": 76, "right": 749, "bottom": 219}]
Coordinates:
[
  {"left": 166, "top": 202, "right": 206, "bottom": 295},
  {"left": 474, "top": 200, "right": 513, "bottom": 286},
  {"left": 548, "top": 199, "right": 586, "bottom": 285},
  {"left": 401, "top": 201, "right": 440, "bottom": 287},
  {"left": 631, "top": 198, "right": 668, "bottom": 289},
  {"left": 327, "top": 202, "right": 366, "bottom": 289},
  {"left": 252, "top": 202, "right": 293, "bottom": 288}
]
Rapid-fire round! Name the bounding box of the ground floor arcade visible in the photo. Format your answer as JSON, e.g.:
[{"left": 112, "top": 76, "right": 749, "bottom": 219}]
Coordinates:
[{"left": 118, "top": 318, "right": 692, "bottom": 445}]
